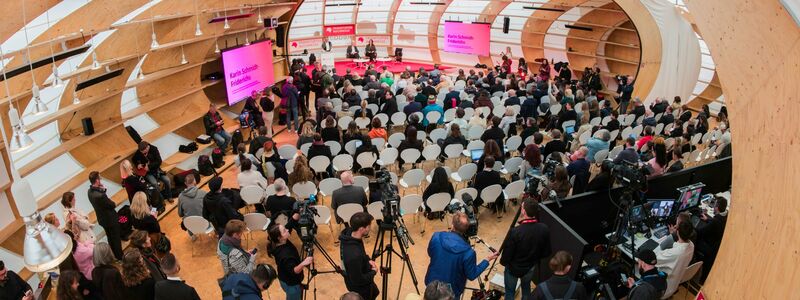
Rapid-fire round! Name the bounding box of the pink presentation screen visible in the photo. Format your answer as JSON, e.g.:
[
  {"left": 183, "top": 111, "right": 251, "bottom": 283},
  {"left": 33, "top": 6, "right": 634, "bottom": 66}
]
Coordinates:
[
  {"left": 443, "top": 22, "right": 491, "bottom": 56},
  {"left": 222, "top": 40, "right": 275, "bottom": 105}
]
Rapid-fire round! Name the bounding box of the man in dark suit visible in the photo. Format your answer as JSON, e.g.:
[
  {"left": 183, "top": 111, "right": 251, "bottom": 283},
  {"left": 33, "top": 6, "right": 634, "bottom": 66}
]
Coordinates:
[
  {"left": 566, "top": 147, "right": 591, "bottom": 195},
  {"left": 347, "top": 44, "right": 360, "bottom": 59},
  {"left": 155, "top": 254, "right": 201, "bottom": 300},
  {"left": 541, "top": 130, "right": 566, "bottom": 160},
  {"left": 695, "top": 197, "right": 728, "bottom": 278},
  {"left": 331, "top": 171, "right": 368, "bottom": 224},
  {"left": 133, "top": 140, "right": 171, "bottom": 203},
  {"left": 480, "top": 117, "right": 506, "bottom": 153},
  {"left": 471, "top": 157, "right": 505, "bottom": 213},
  {"left": 503, "top": 89, "right": 520, "bottom": 106},
  {"left": 87, "top": 171, "right": 123, "bottom": 259},
  {"left": 444, "top": 86, "right": 461, "bottom": 110},
  {"left": 0, "top": 260, "right": 33, "bottom": 300}
]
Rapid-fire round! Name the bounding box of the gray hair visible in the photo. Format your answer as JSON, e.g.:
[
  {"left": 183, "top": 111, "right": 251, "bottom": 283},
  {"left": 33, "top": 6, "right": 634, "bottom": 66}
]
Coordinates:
[
  {"left": 424, "top": 280, "right": 455, "bottom": 300},
  {"left": 274, "top": 178, "right": 287, "bottom": 193},
  {"left": 598, "top": 129, "right": 611, "bottom": 142},
  {"left": 286, "top": 76, "right": 294, "bottom": 83},
  {"left": 92, "top": 242, "right": 116, "bottom": 266}
]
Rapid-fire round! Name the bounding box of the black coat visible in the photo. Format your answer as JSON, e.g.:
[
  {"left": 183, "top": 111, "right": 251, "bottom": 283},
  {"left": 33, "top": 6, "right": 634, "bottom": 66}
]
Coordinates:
[
  {"left": 154, "top": 279, "right": 201, "bottom": 300},
  {"left": 88, "top": 186, "right": 119, "bottom": 226},
  {"left": 124, "top": 278, "right": 156, "bottom": 300},
  {"left": 92, "top": 264, "right": 125, "bottom": 300},
  {"left": 443, "top": 91, "right": 461, "bottom": 110},
  {"left": 696, "top": 214, "right": 728, "bottom": 257},
  {"left": 480, "top": 127, "right": 506, "bottom": 153},
  {"left": 472, "top": 170, "right": 504, "bottom": 206},
  {"left": 308, "top": 143, "right": 333, "bottom": 161},
  {"left": 500, "top": 220, "right": 551, "bottom": 277},
  {"left": 202, "top": 192, "right": 243, "bottom": 232},
  {"left": 0, "top": 270, "right": 31, "bottom": 300},
  {"left": 541, "top": 140, "right": 566, "bottom": 160},
  {"left": 133, "top": 145, "right": 164, "bottom": 172},
  {"left": 339, "top": 228, "right": 378, "bottom": 300}
]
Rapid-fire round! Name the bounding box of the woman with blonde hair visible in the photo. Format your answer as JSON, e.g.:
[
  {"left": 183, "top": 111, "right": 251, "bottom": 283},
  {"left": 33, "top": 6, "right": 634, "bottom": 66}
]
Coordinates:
[
  {"left": 120, "top": 249, "right": 156, "bottom": 300},
  {"left": 296, "top": 120, "right": 317, "bottom": 148},
  {"left": 129, "top": 192, "right": 167, "bottom": 257},
  {"left": 571, "top": 112, "right": 593, "bottom": 152},
  {"left": 61, "top": 191, "right": 95, "bottom": 242},
  {"left": 120, "top": 159, "right": 147, "bottom": 202},
  {"left": 288, "top": 155, "right": 315, "bottom": 187}
]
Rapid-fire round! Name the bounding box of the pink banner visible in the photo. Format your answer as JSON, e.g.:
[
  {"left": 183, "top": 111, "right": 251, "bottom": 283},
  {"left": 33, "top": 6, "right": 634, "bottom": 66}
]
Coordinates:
[
  {"left": 443, "top": 21, "right": 491, "bottom": 56},
  {"left": 222, "top": 40, "right": 276, "bottom": 105},
  {"left": 288, "top": 38, "right": 323, "bottom": 52},
  {"left": 324, "top": 24, "right": 356, "bottom": 37},
  {"left": 356, "top": 35, "right": 390, "bottom": 46}
]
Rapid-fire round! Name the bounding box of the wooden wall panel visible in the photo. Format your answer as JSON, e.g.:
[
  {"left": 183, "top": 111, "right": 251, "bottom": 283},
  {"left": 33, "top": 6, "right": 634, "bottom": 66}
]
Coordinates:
[
  {"left": 0, "top": 0, "right": 60, "bottom": 43},
  {"left": 614, "top": 0, "right": 661, "bottom": 100},
  {"left": 683, "top": 0, "right": 800, "bottom": 298}
]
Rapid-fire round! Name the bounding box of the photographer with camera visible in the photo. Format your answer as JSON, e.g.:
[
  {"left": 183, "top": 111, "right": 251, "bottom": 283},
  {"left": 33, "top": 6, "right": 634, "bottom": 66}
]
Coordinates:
[
  {"left": 425, "top": 212, "right": 499, "bottom": 300},
  {"left": 340, "top": 212, "right": 379, "bottom": 300},
  {"left": 220, "top": 264, "right": 278, "bottom": 300},
  {"left": 267, "top": 225, "right": 314, "bottom": 300},
  {"left": 615, "top": 75, "right": 634, "bottom": 114},
  {"left": 500, "top": 199, "right": 551, "bottom": 300}
]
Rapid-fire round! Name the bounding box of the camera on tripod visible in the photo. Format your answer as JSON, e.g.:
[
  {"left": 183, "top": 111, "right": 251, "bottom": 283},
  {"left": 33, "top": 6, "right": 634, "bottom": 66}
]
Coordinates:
[
  {"left": 295, "top": 196, "right": 319, "bottom": 253},
  {"left": 445, "top": 193, "right": 479, "bottom": 237},
  {"left": 542, "top": 158, "right": 561, "bottom": 179},
  {"left": 606, "top": 160, "right": 648, "bottom": 192},
  {"left": 373, "top": 168, "right": 414, "bottom": 248}
]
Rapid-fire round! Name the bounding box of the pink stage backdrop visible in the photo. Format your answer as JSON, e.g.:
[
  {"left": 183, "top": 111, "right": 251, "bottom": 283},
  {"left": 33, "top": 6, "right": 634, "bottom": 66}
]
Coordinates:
[
  {"left": 443, "top": 21, "right": 491, "bottom": 56},
  {"left": 222, "top": 40, "right": 275, "bottom": 105}
]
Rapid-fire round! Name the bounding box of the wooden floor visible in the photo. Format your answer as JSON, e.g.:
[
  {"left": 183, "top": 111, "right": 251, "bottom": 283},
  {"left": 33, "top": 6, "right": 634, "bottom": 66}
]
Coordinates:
[{"left": 162, "top": 123, "right": 699, "bottom": 300}]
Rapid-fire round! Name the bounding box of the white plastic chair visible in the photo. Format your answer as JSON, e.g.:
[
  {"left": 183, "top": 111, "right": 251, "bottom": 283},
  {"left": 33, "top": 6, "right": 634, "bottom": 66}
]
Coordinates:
[
  {"left": 318, "top": 178, "right": 342, "bottom": 205},
  {"left": 388, "top": 132, "right": 405, "bottom": 148},
  {"left": 444, "top": 108, "right": 457, "bottom": 122},
  {"left": 243, "top": 213, "right": 271, "bottom": 247},
  {"left": 453, "top": 187, "right": 478, "bottom": 204},
  {"left": 312, "top": 205, "right": 335, "bottom": 236},
  {"left": 400, "top": 194, "right": 424, "bottom": 223},
  {"left": 377, "top": 147, "right": 399, "bottom": 170},
  {"left": 292, "top": 181, "right": 318, "bottom": 200},
  {"left": 345, "top": 140, "right": 359, "bottom": 155},
  {"left": 399, "top": 169, "right": 425, "bottom": 194},
  {"left": 451, "top": 163, "right": 477, "bottom": 189},
  {"left": 371, "top": 138, "right": 386, "bottom": 151},
  {"left": 336, "top": 203, "right": 365, "bottom": 224},
  {"left": 338, "top": 116, "right": 354, "bottom": 130},
  {"left": 367, "top": 201, "right": 385, "bottom": 222},
  {"left": 400, "top": 148, "right": 421, "bottom": 167},
  {"left": 391, "top": 112, "right": 407, "bottom": 128},
  {"left": 356, "top": 152, "right": 377, "bottom": 173},
  {"left": 504, "top": 180, "right": 525, "bottom": 201},
  {"left": 375, "top": 113, "right": 389, "bottom": 128},
  {"left": 183, "top": 216, "right": 215, "bottom": 256},
  {"left": 505, "top": 135, "right": 522, "bottom": 153},
  {"left": 300, "top": 143, "right": 312, "bottom": 157},
  {"left": 309, "top": 156, "right": 331, "bottom": 177},
  {"left": 333, "top": 154, "right": 354, "bottom": 172},
  {"left": 278, "top": 145, "right": 298, "bottom": 160},
  {"left": 285, "top": 159, "right": 295, "bottom": 174},
  {"left": 503, "top": 157, "right": 524, "bottom": 176},
  {"left": 353, "top": 175, "right": 370, "bottom": 192},
  {"left": 325, "top": 141, "right": 342, "bottom": 156},
  {"left": 590, "top": 117, "right": 601, "bottom": 126},
  {"left": 609, "top": 145, "right": 623, "bottom": 160},
  {"left": 579, "top": 130, "right": 592, "bottom": 145},
  {"left": 594, "top": 149, "right": 609, "bottom": 163},
  {"left": 479, "top": 184, "right": 504, "bottom": 216},
  {"left": 355, "top": 117, "right": 371, "bottom": 129},
  {"left": 428, "top": 128, "right": 447, "bottom": 144},
  {"left": 425, "top": 111, "right": 442, "bottom": 126},
  {"left": 561, "top": 120, "right": 576, "bottom": 133},
  {"left": 421, "top": 193, "right": 453, "bottom": 233},
  {"left": 422, "top": 144, "right": 441, "bottom": 167},
  {"left": 468, "top": 126, "right": 485, "bottom": 140},
  {"left": 240, "top": 185, "right": 265, "bottom": 213}
]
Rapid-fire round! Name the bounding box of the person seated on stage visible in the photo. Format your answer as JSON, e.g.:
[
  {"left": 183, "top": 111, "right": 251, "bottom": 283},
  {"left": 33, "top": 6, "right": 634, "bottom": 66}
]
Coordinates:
[
  {"left": 346, "top": 43, "right": 360, "bottom": 59},
  {"left": 394, "top": 47, "right": 403, "bottom": 63},
  {"left": 429, "top": 64, "right": 442, "bottom": 80},
  {"left": 365, "top": 39, "right": 377, "bottom": 62}
]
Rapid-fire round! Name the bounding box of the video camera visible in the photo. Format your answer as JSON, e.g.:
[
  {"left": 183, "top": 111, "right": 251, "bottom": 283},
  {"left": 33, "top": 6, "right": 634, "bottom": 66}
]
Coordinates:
[
  {"left": 606, "top": 160, "right": 648, "bottom": 192},
  {"left": 542, "top": 158, "right": 562, "bottom": 179},
  {"left": 295, "top": 196, "right": 319, "bottom": 253},
  {"left": 373, "top": 168, "right": 414, "bottom": 248},
  {"left": 445, "top": 193, "right": 479, "bottom": 237}
]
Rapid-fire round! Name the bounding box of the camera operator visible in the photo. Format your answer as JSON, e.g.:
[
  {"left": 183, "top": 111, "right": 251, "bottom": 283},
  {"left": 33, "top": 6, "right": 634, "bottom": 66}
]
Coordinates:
[
  {"left": 339, "top": 212, "right": 379, "bottom": 300},
  {"left": 267, "top": 225, "right": 314, "bottom": 300},
  {"left": 425, "top": 212, "right": 500, "bottom": 299},
  {"left": 500, "top": 199, "right": 551, "bottom": 300},
  {"left": 530, "top": 251, "right": 587, "bottom": 300},
  {"left": 615, "top": 75, "right": 634, "bottom": 114},
  {"left": 626, "top": 249, "right": 667, "bottom": 300},
  {"left": 220, "top": 264, "right": 278, "bottom": 300}
]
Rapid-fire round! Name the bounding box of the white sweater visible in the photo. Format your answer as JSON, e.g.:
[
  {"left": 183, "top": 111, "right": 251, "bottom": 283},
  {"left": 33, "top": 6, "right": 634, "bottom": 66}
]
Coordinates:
[
  {"left": 655, "top": 241, "right": 694, "bottom": 298},
  {"left": 237, "top": 170, "right": 267, "bottom": 188}
]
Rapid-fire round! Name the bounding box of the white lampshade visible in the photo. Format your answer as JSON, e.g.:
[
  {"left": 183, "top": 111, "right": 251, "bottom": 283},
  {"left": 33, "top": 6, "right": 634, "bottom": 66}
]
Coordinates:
[
  {"left": 214, "top": 42, "right": 220, "bottom": 54},
  {"left": 72, "top": 91, "right": 80, "bottom": 105},
  {"left": 23, "top": 212, "right": 73, "bottom": 273},
  {"left": 51, "top": 65, "right": 64, "bottom": 87},
  {"left": 9, "top": 107, "right": 34, "bottom": 152},
  {"left": 150, "top": 32, "right": 160, "bottom": 49},
  {"left": 195, "top": 21, "right": 203, "bottom": 36},
  {"left": 223, "top": 18, "right": 230, "bottom": 29},
  {"left": 91, "top": 52, "right": 101, "bottom": 70},
  {"left": 180, "top": 49, "right": 188, "bottom": 65}
]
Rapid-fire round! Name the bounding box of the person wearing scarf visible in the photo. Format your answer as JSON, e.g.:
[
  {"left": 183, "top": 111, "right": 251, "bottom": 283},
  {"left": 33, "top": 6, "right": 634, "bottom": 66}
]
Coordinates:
[{"left": 217, "top": 220, "right": 258, "bottom": 275}]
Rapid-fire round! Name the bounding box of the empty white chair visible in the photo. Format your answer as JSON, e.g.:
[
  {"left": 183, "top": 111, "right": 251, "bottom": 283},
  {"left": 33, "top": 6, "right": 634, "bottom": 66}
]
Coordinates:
[
  {"left": 183, "top": 216, "right": 215, "bottom": 256},
  {"left": 479, "top": 184, "right": 504, "bottom": 214},
  {"left": 388, "top": 132, "right": 405, "bottom": 148},
  {"left": 265, "top": 184, "right": 276, "bottom": 197},
  {"left": 244, "top": 213, "right": 270, "bottom": 247},
  {"left": 463, "top": 107, "right": 475, "bottom": 119},
  {"left": 633, "top": 124, "right": 644, "bottom": 137},
  {"left": 579, "top": 130, "right": 592, "bottom": 145},
  {"left": 476, "top": 107, "right": 490, "bottom": 118},
  {"left": 590, "top": 117, "right": 601, "bottom": 126},
  {"left": 505, "top": 135, "right": 522, "bottom": 153},
  {"left": 621, "top": 127, "right": 633, "bottom": 139},
  {"left": 624, "top": 114, "right": 636, "bottom": 126},
  {"left": 416, "top": 130, "right": 427, "bottom": 142},
  {"left": 609, "top": 145, "right": 623, "bottom": 160},
  {"left": 609, "top": 129, "right": 620, "bottom": 141},
  {"left": 309, "top": 156, "right": 331, "bottom": 176},
  {"left": 444, "top": 108, "right": 457, "bottom": 122},
  {"left": 240, "top": 185, "right": 265, "bottom": 208},
  {"left": 325, "top": 141, "right": 342, "bottom": 156},
  {"left": 345, "top": 140, "right": 359, "bottom": 155},
  {"left": 337, "top": 203, "right": 365, "bottom": 224},
  {"left": 333, "top": 154, "right": 354, "bottom": 172},
  {"left": 355, "top": 117, "right": 371, "bottom": 129},
  {"left": 444, "top": 144, "right": 464, "bottom": 166},
  {"left": 601, "top": 116, "right": 612, "bottom": 126},
  {"left": 654, "top": 123, "right": 665, "bottom": 136},
  {"left": 311, "top": 205, "right": 335, "bottom": 236},
  {"left": 451, "top": 163, "right": 478, "bottom": 188},
  {"left": 356, "top": 152, "right": 378, "bottom": 172},
  {"left": 594, "top": 149, "right": 609, "bottom": 163},
  {"left": 453, "top": 187, "right": 478, "bottom": 203},
  {"left": 421, "top": 192, "right": 453, "bottom": 233},
  {"left": 367, "top": 201, "right": 385, "bottom": 221},
  {"left": 399, "top": 169, "right": 425, "bottom": 194},
  {"left": 400, "top": 148, "right": 421, "bottom": 167},
  {"left": 400, "top": 194, "right": 424, "bottom": 223},
  {"left": 691, "top": 133, "right": 702, "bottom": 145},
  {"left": 492, "top": 106, "right": 506, "bottom": 118},
  {"left": 353, "top": 175, "right": 370, "bottom": 192},
  {"left": 285, "top": 159, "right": 296, "bottom": 174},
  {"left": 367, "top": 104, "right": 379, "bottom": 115},
  {"left": 377, "top": 147, "right": 399, "bottom": 169},
  {"left": 504, "top": 180, "right": 525, "bottom": 201},
  {"left": 422, "top": 144, "right": 441, "bottom": 164},
  {"left": 292, "top": 181, "right": 318, "bottom": 200},
  {"left": 278, "top": 145, "right": 298, "bottom": 160},
  {"left": 318, "top": 178, "right": 342, "bottom": 205},
  {"left": 429, "top": 128, "right": 447, "bottom": 144},
  {"left": 550, "top": 104, "right": 562, "bottom": 115}
]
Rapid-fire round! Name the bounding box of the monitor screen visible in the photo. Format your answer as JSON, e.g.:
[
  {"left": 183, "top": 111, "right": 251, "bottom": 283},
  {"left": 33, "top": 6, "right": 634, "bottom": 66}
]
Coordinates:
[
  {"left": 678, "top": 183, "right": 704, "bottom": 210},
  {"left": 630, "top": 205, "right": 646, "bottom": 224},
  {"left": 648, "top": 199, "right": 676, "bottom": 218},
  {"left": 470, "top": 149, "right": 484, "bottom": 161},
  {"left": 443, "top": 21, "right": 491, "bottom": 56},
  {"left": 221, "top": 40, "right": 276, "bottom": 105}
]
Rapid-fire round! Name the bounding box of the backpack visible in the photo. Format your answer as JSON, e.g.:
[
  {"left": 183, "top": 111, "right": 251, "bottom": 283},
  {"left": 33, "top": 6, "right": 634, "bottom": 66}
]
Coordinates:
[
  {"left": 198, "top": 155, "right": 216, "bottom": 176},
  {"left": 212, "top": 148, "right": 225, "bottom": 168},
  {"left": 239, "top": 111, "right": 255, "bottom": 128},
  {"left": 117, "top": 205, "right": 134, "bottom": 241},
  {"left": 540, "top": 279, "right": 578, "bottom": 300},
  {"left": 231, "top": 130, "right": 244, "bottom": 154}
]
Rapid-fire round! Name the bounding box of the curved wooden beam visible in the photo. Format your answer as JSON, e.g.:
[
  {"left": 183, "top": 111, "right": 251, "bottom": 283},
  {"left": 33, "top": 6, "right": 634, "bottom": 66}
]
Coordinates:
[
  {"left": 614, "top": 0, "right": 660, "bottom": 100},
  {"left": 427, "top": 0, "right": 454, "bottom": 64},
  {"left": 476, "top": 0, "right": 512, "bottom": 68},
  {"left": 520, "top": 0, "right": 590, "bottom": 71}
]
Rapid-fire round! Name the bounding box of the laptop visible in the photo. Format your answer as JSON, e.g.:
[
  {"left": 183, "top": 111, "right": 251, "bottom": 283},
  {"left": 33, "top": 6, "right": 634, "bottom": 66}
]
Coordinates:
[
  {"left": 638, "top": 239, "right": 659, "bottom": 252},
  {"left": 470, "top": 149, "right": 484, "bottom": 162}
]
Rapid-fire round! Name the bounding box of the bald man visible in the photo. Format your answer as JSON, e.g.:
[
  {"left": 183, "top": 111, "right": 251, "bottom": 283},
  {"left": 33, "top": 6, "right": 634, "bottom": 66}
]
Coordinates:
[
  {"left": 567, "top": 147, "right": 591, "bottom": 195},
  {"left": 331, "top": 171, "right": 368, "bottom": 224}
]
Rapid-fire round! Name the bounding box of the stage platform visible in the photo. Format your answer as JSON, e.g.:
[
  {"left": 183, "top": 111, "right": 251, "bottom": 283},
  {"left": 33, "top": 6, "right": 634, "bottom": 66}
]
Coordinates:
[{"left": 304, "top": 59, "right": 454, "bottom": 76}]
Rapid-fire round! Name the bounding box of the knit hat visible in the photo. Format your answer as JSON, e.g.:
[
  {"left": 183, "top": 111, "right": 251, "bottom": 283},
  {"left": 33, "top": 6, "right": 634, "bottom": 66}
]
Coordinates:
[
  {"left": 636, "top": 249, "right": 657, "bottom": 265},
  {"left": 209, "top": 177, "right": 223, "bottom": 192}
]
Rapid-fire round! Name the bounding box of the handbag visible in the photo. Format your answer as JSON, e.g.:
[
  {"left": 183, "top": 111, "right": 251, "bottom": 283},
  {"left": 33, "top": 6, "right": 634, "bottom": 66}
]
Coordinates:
[{"left": 154, "top": 233, "right": 171, "bottom": 253}]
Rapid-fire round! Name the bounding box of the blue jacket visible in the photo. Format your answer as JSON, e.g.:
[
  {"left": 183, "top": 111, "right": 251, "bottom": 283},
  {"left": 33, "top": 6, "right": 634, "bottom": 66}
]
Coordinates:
[
  {"left": 585, "top": 138, "right": 610, "bottom": 162},
  {"left": 221, "top": 273, "right": 262, "bottom": 300},
  {"left": 422, "top": 103, "right": 445, "bottom": 126},
  {"left": 425, "top": 231, "right": 489, "bottom": 299}
]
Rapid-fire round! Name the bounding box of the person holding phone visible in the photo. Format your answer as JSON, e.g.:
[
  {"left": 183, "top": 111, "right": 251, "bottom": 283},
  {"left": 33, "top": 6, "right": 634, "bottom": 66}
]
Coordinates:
[
  {"left": 218, "top": 220, "right": 258, "bottom": 275},
  {"left": 0, "top": 260, "right": 33, "bottom": 300}
]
